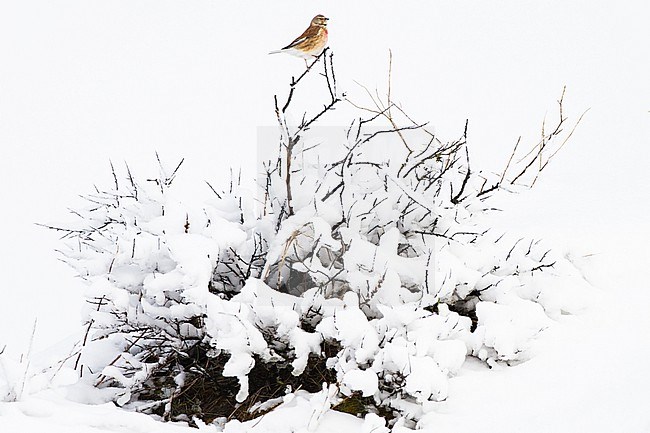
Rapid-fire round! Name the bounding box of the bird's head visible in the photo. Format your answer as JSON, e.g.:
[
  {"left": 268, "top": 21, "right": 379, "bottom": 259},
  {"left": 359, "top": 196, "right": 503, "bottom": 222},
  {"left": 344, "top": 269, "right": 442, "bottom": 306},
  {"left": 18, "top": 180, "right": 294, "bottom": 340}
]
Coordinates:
[{"left": 311, "top": 15, "right": 329, "bottom": 27}]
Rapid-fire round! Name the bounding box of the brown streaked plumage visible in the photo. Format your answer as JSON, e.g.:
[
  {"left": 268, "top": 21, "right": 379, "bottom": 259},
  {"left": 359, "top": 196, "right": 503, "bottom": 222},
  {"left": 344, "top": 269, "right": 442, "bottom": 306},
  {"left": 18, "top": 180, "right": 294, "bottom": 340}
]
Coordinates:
[{"left": 269, "top": 15, "right": 329, "bottom": 60}]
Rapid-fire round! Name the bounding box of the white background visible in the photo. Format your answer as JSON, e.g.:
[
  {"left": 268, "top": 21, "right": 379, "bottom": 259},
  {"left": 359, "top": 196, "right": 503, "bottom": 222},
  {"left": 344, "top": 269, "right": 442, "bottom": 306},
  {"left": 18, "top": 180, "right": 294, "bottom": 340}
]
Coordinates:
[{"left": 0, "top": 1, "right": 648, "bottom": 428}]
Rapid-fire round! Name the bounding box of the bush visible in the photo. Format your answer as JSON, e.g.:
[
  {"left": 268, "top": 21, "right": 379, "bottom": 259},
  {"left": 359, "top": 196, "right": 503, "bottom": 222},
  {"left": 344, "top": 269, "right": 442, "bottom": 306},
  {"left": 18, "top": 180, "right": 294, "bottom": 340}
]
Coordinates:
[{"left": 51, "top": 50, "right": 590, "bottom": 427}]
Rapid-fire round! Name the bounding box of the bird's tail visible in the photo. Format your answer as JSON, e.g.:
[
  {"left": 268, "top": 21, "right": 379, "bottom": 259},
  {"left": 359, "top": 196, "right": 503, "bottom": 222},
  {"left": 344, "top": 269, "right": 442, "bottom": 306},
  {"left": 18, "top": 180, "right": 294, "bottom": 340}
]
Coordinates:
[{"left": 268, "top": 50, "right": 285, "bottom": 55}]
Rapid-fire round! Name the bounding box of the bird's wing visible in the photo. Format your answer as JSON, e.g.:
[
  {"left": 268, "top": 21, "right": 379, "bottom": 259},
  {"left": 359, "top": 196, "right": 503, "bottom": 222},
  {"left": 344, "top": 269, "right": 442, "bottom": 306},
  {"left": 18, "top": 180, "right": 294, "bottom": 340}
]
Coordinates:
[{"left": 281, "top": 25, "right": 319, "bottom": 50}]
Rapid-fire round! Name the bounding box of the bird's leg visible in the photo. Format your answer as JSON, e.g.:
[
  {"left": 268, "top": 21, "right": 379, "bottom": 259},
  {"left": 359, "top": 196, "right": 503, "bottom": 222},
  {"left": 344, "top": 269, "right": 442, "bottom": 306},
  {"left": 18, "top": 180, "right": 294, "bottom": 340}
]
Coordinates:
[{"left": 304, "top": 59, "right": 309, "bottom": 68}]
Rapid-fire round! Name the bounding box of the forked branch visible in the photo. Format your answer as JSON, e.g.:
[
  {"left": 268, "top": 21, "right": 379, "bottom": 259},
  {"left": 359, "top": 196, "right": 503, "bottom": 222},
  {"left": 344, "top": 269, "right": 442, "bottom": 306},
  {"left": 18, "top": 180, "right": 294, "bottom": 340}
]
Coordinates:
[{"left": 273, "top": 49, "right": 343, "bottom": 217}]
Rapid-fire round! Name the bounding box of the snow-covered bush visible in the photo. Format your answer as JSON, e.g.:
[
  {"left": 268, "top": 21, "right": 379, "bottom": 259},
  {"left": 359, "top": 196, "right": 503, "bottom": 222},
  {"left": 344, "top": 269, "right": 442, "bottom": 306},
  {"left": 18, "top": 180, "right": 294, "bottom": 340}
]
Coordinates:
[{"left": 52, "top": 50, "right": 590, "bottom": 426}]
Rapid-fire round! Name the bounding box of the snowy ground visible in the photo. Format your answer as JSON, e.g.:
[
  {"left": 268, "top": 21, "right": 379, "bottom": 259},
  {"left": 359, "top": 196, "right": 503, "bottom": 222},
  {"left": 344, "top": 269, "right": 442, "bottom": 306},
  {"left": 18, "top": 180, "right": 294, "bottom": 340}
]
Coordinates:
[{"left": 1, "top": 1, "right": 649, "bottom": 432}]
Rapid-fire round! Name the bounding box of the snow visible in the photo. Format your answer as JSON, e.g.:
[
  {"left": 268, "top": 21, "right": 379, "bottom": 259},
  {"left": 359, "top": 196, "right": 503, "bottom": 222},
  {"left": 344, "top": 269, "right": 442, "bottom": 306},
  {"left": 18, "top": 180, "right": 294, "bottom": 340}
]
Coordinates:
[
  {"left": 2, "top": 1, "right": 650, "bottom": 432},
  {"left": 342, "top": 369, "right": 378, "bottom": 397},
  {"left": 222, "top": 387, "right": 356, "bottom": 433},
  {"left": 419, "top": 282, "right": 650, "bottom": 433},
  {"left": 473, "top": 299, "right": 551, "bottom": 361},
  {"left": 0, "top": 390, "right": 202, "bottom": 433}
]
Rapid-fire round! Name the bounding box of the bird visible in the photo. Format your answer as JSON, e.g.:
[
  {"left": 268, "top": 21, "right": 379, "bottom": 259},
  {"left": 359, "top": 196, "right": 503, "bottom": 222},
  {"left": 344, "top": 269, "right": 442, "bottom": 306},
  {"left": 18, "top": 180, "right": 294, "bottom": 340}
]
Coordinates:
[{"left": 269, "top": 15, "right": 329, "bottom": 62}]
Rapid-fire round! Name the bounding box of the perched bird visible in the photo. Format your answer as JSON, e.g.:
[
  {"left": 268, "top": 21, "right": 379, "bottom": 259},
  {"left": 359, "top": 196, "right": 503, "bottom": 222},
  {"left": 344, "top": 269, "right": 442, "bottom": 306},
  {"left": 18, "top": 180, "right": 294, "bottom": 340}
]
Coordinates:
[{"left": 269, "top": 15, "right": 329, "bottom": 61}]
